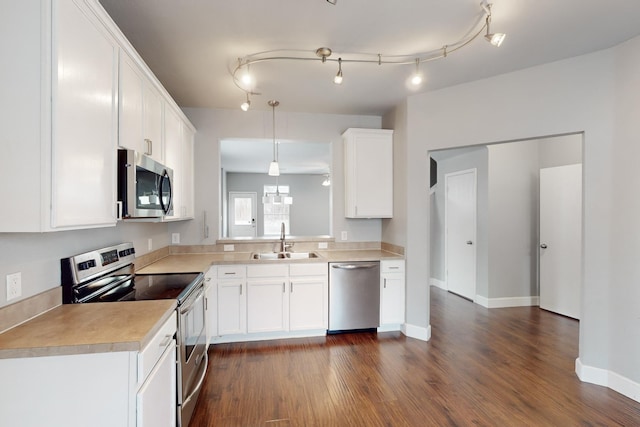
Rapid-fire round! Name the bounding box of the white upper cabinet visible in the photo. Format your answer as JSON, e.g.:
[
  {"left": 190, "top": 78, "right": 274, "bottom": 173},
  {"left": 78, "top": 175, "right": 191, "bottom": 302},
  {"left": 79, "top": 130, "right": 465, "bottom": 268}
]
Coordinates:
[
  {"left": 0, "top": 0, "right": 118, "bottom": 231},
  {"left": 164, "top": 105, "right": 195, "bottom": 220},
  {"left": 343, "top": 128, "right": 394, "bottom": 218},
  {"left": 119, "top": 51, "right": 164, "bottom": 162},
  {"left": 0, "top": 0, "right": 195, "bottom": 231}
]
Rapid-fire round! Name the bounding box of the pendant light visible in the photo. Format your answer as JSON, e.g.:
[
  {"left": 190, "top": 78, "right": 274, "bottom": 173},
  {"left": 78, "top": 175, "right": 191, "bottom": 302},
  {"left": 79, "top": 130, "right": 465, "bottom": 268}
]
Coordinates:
[{"left": 268, "top": 100, "right": 280, "bottom": 176}]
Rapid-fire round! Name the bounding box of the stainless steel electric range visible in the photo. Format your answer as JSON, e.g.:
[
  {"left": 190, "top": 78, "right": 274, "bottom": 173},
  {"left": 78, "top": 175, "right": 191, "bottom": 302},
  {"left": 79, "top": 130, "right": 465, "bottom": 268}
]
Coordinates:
[{"left": 61, "top": 242, "right": 207, "bottom": 427}]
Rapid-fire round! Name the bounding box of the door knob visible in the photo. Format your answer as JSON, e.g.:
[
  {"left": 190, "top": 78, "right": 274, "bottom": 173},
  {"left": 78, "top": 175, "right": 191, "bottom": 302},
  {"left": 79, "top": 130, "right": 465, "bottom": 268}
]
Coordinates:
[
  {"left": 540, "top": 244, "right": 548, "bottom": 249},
  {"left": 466, "top": 241, "right": 473, "bottom": 245}
]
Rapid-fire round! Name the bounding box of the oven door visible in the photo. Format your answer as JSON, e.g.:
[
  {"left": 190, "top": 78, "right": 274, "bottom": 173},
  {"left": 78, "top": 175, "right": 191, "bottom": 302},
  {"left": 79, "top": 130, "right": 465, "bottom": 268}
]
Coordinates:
[{"left": 177, "top": 281, "right": 208, "bottom": 427}]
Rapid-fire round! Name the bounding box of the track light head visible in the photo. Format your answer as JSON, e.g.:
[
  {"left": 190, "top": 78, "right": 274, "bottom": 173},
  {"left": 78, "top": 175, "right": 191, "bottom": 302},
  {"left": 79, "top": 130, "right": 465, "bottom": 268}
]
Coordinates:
[
  {"left": 334, "top": 58, "right": 343, "bottom": 84},
  {"left": 485, "top": 32, "right": 506, "bottom": 47}
]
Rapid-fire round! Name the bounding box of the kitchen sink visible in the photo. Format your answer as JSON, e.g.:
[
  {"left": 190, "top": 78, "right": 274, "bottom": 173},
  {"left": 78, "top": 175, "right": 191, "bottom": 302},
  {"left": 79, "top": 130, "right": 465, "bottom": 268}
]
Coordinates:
[{"left": 252, "top": 252, "right": 320, "bottom": 260}]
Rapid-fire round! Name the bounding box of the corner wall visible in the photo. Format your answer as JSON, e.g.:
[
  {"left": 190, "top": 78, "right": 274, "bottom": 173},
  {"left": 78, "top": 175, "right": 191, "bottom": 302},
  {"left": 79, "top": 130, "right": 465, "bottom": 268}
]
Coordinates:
[{"left": 406, "top": 48, "right": 617, "bottom": 385}]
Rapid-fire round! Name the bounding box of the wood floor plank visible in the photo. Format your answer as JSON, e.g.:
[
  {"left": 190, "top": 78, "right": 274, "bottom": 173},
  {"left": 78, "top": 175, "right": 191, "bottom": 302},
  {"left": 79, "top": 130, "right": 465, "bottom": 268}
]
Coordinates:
[{"left": 191, "top": 287, "right": 640, "bottom": 426}]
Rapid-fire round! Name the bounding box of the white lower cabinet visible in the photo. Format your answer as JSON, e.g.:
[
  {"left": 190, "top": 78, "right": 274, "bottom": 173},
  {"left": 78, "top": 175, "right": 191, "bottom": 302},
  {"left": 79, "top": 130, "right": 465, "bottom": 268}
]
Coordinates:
[
  {"left": 247, "top": 264, "right": 289, "bottom": 333},
  {"left": 0, "top": 311, "right": 177, "bottom": 427},
  {"left": 213, "top": 263, "right": 328, "bottom": 342},
  {"left": 289, "top": 263, "right": 329, "bottom": 330},
  {"left": 380, "top": 260, "right": 406, "bottom": 329},
  {"left": 137, "top": 342, "right": 176, "bottom": 427},
  {"left": 217, "top": 265, "right": 247, "bottom": 336}
]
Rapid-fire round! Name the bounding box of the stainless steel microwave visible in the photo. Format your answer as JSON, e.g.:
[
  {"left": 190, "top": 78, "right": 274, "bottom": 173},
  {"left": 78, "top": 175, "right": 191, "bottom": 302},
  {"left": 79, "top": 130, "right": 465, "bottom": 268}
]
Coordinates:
[{"left": 117, "top": 149, "right": 173, "bottom": 218}]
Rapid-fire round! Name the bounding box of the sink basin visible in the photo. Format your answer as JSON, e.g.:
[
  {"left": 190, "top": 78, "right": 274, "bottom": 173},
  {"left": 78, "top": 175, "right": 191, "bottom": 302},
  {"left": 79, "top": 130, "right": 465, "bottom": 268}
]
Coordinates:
[{"left": 252, "top": 252, "right": 319, "bottom": 260}]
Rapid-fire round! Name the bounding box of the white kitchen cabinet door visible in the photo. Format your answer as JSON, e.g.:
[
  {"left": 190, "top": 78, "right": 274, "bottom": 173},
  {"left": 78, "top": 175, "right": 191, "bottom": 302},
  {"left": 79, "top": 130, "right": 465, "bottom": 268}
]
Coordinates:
[
  {"left": 137, "top": 342, "right": 177, "bottom": 427},
  {"left": 143, "top": 82, "right": 164, "bottom": 161},
  {"left": 217, "top": 279, "right": 247, "bottom": 335},
  {"left": 343, "top": 128, "right": 394, "bottom": 218},
  {"left": 380, "top": 260, "right": 405, "bottom": 328},
  {"left": 0, "top": 0, "right": 118, "bottom": 231},
  {"left": 52, "top": 0, "right": 119, "bottom": 228},
  {"left": 163, "top": 106, "right": 195, "bottom": 220},
  {"left": 289, "top": 277, "right": 328, "bottom": 330},
  {"left": 119, "top": 52, "right": 145, "bottom": 154},
  {"left": 181, "top": 124, "right": 195, "bottom": 218},
  {"left": 247, "top": 278, "right": 289, "bottom": 333},
  {"left": 164, "top": 106, "right": 183, "bottom": 219},
  {"left": 119, "top": 51, "right": 164, "bottom": 162}
]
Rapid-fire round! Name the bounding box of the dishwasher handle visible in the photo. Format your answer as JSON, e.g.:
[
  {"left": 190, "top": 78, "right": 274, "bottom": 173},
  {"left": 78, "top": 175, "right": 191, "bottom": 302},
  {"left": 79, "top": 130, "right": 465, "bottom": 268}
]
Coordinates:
[{"left": 331, "top": 263, "right": 379, "bottom": 270}]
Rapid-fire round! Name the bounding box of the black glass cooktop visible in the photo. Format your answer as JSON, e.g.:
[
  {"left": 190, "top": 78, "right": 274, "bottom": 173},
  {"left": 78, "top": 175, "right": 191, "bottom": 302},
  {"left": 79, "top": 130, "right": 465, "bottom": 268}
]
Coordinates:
[{"left": 134, "top": 273, "right": 201, "bottom": 302}]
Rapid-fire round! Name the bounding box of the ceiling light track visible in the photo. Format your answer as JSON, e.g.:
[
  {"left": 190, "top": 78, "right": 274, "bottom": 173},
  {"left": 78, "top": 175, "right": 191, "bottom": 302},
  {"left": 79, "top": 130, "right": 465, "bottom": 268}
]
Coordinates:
[{"left": 233, "top": 1, "right": 505, "bottom": 108}]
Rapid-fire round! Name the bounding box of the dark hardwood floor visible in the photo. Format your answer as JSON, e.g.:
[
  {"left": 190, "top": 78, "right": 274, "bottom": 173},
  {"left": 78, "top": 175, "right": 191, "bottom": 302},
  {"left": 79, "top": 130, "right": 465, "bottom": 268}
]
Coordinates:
[{"left": 191, "top": 287, "right": 640, "bottom": 426}]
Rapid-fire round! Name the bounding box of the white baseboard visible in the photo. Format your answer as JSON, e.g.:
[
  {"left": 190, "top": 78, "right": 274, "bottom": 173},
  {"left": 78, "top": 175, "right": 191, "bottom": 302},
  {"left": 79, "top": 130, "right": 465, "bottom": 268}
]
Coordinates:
[
  {"left": 475, "top": 295, "right": 540, "bottom": 308},
  {"left": 576, "top": 358, "right": 640, "bottom": 403},
  {"left": 430, "top": 278, "right": 446, "bottom": 290},
  {"left": 402, "top": 323, "right": 431, "bottom": 342}
]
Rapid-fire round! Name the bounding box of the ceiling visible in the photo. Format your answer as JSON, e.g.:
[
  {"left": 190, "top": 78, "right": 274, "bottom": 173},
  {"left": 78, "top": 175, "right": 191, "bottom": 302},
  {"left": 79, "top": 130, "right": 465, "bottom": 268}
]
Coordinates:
[{"left": 99, "top": 0, "right": 640, "bottom": 116}]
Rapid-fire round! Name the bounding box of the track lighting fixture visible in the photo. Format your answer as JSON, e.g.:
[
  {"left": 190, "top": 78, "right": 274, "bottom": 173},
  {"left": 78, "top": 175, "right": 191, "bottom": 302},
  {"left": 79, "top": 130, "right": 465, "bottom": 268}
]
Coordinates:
[
  {"left": 482, "top": 0, "right": 506, "bottom": 47},
  {"left": 410, "top": 58, "right": 423, "bottom": 86},
  {"left": 233, "top": 2, "right": 506, "bottom": 108},
  {"left": 334, "top": 58, "right": 343, "bottom": 85},
  {"left": 240, "top": 93, "right": 251, "bottom": 111},
  {"left": 267, "top": 100, "right": 280, "bottom": 176}
]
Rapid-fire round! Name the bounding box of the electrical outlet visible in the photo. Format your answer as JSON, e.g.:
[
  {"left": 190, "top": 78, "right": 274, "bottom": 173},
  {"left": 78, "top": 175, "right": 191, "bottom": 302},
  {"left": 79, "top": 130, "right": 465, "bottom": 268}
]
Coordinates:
[
  {"left": 6, "top": 272, "right": 22, "bottom": 301},
  {"left": 318, "top": 242, "right": 328, "bottom": 249},
  {"left": 223, "top": 244, "right": 235, "bottom": 252},
  {"left": 148, "top": 238, "right": 153, "bottom": 251},
  {"left": 172, "top": 233, "right": 180, "bottom": 244},
  {"left": 341, "top": 231, "right": 348, "bottom": 241}
]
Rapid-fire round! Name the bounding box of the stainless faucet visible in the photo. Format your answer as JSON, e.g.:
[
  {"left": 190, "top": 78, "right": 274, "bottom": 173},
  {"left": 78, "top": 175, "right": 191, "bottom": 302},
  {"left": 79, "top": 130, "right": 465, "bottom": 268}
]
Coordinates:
[{"left": 279, "top": 222, "right": 286, "bottom": 253}]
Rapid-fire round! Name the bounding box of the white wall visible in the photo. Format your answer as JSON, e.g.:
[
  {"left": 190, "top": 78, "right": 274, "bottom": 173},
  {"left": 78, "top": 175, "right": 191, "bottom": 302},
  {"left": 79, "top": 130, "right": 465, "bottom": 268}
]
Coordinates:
[
  {"left": 171, "top": 108, "right": 383, "bottom": 244},
  {"left": 487, "top": 141, "right": 540, "bottom": 299},
  {"left": 0, "top": 222, "right": 169, "bottom": 307},
  {"left": 609, "top": 35, "right": 640, "bottom": 389},
  {"left": 403, "top": 41, "right": 640, "bottom": 394}
]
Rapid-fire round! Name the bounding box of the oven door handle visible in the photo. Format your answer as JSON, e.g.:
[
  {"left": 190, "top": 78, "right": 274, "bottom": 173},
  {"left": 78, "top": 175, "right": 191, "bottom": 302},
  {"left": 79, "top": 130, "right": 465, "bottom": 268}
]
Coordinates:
[
  {"left": 180, "top": 285, "right": 205, "bottom": 315},
  {"left": 182, "top": 351, "right": 208, "bottom": 406}
]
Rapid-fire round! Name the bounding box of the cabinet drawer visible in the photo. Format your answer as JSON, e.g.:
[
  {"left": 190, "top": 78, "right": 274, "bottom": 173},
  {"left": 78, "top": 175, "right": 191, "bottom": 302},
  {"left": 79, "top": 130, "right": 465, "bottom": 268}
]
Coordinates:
[
  {"left": 289, "top": 263, "right": 328, "bottom": 277},
  {"left": 138, "top": 311, "right": 177, "bottom": 383},
  {"left": 218, "top": 265, "right": 246, "bottom": 279},
  {"left": 381, "top": 259, "right": 405, "bottom": 273},
  {"left": 247, "top": 264, "right": 289, "bottom": 278}
]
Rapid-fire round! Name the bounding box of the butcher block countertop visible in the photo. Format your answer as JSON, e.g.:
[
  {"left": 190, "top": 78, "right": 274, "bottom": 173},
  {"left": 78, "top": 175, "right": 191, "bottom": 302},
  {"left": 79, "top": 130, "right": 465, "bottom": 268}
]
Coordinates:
[
  {"left": 0, "top": 300, "right": 176, "bottom": 359},
  {"left": 135, "top": 249, "right": 403, "bottom": 274}
]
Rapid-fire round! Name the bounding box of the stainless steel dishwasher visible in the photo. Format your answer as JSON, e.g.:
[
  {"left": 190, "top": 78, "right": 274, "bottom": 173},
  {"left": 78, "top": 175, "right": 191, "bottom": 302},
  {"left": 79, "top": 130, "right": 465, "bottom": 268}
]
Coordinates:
[{"left": 328, "top": 261, "right": 380, "bottom": 332}]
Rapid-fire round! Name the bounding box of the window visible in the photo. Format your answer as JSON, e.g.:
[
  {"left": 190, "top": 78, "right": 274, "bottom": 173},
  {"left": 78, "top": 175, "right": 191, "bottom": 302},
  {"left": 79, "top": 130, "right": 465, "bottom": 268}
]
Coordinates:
[{"left": 263, "top": 185, "right": 290, "bottom": 236}]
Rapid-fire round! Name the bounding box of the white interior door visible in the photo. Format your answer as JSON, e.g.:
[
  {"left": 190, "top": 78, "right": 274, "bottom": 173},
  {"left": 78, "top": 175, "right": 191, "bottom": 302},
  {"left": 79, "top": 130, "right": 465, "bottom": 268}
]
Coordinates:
[
  {"left": 445, "top": 169, "right": 477, "bottom": 300},
  {"left": 229, "top": 192, "right": 257, "bottom": 237},
  {"left": 539, "top": 164, "right": 582, "bottom": 319}
]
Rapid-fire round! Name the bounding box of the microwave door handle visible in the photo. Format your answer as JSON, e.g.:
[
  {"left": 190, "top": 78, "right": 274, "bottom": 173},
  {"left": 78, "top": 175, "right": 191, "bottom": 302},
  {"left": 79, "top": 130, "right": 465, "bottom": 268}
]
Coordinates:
[{"left": 159, "top": 170, "right": 172, "bottom": 215}]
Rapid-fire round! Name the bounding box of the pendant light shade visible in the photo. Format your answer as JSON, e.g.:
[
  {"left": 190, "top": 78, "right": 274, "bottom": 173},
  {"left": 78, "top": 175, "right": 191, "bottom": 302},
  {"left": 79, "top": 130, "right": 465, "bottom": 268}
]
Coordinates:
[
  {"left": 268, "top": 161, "right": 280, "bottom": 176},
  {"left": 268, "top": 100, "right": 280, "bottom": 176}
]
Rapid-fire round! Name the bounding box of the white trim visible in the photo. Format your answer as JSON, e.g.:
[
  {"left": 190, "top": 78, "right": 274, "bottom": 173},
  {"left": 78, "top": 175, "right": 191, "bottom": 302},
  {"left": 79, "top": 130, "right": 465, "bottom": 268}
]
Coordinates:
[
  {"left": 475, "top": 295, "right": 539, "bottom": 308},
  {"left": 378, "top": 324, "right": 402, "bottom": 332},
  {"left": 430, "top": 278, "right": 446, "bottom": 290},
  {"left": 576, "top": 358, "right": 640, "bottom": 403},
  {"left": 402, "top": 323, "right": 431, "bottom": 341},
  {"left": 211, "top": 329, "right": 326, "bottom": 344}
]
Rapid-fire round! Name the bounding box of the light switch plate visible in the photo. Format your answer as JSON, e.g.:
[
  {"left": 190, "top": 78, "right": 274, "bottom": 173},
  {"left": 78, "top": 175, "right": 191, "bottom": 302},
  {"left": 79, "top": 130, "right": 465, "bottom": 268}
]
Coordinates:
[
  {"left": 6, "top": 272, "right": 22, "bottom": 301},
  {"left": 224, "top": 244, "right": 235, "bottom": 252},
  {"left": 172, "top": 233, "right": 180, "bottom": 244},
  {"left": 341, "top": 231, "right": 348, "bottom": 241}
]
